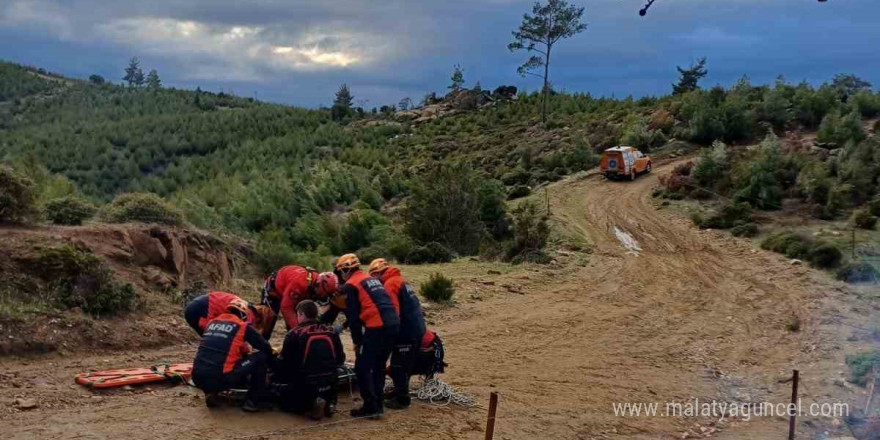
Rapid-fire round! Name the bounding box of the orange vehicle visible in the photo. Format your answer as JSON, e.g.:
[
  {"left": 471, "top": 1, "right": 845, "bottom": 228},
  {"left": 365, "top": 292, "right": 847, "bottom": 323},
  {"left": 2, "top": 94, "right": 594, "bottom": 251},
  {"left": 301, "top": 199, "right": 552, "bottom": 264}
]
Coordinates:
[{"left": 599, "top": 146, "right": 651, "bottom": 181}]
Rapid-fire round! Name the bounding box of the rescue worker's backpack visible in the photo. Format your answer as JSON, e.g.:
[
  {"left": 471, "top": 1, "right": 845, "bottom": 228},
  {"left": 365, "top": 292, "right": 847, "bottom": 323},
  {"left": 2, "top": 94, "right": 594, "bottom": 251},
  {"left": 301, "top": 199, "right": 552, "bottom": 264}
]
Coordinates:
[
  {"left": 290, "top": 323, "right": 341, "bottom": 380},
  {"left": 415, "top": 334, "right": 446, "bottom": 377}
]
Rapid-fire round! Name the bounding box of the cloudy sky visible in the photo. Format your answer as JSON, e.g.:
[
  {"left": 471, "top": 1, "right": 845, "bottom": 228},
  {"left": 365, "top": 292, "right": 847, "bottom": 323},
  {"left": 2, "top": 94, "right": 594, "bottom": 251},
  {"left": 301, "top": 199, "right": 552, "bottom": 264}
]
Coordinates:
[{"left": 1, "top": 0, "right": 878, "bottom": 108}]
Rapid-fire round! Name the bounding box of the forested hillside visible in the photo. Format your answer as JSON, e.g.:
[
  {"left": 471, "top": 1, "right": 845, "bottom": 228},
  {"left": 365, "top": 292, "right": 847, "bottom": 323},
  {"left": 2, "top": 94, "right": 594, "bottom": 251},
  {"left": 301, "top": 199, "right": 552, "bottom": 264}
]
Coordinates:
[{"left": 2, "top": 60, "right": 880, "bottom": 277}]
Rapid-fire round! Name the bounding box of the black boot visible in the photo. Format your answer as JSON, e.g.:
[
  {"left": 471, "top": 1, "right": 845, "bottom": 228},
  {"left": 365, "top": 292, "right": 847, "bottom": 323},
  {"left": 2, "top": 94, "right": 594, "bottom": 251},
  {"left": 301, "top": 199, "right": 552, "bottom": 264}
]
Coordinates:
[
  {"left": 243, "top": 399, "right": 273, "bottom": 412},
  {"left": 384, "top": 396, "right": 411, "bottom": 410},
  {"left": 205, "top": 392, "right": 223, "bottom": 408},
  {"left": 350, "top": 405, "right": 381, "bottom": 420},
  {"left": 307, "top": 398, "right": 326, "bottom": 421}
]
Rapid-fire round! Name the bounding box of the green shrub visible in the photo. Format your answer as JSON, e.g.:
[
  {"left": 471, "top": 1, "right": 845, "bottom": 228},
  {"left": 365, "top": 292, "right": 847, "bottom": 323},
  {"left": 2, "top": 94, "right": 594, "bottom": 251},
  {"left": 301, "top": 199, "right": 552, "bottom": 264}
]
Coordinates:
[
  {"left": 383, "top": 230, "right": 416, "bottom": 263},
  {"left": 826, "top": 183, "right": 855, "bottom": 217},
  {"left": 500, "top": 168, "right": 532, "bottom": 186},
  {"left": 688, "top": 106, "right": 726, "bottom": 144},
  {"left": 566, "top": 140, "right": 600, "bottom": 171},
  {"left": 698, "top": 202, "right": 752, "bottom": 229},
  {"left": 730, "top": 223, "right": 759, "bottom": 237},
  {"left": 505, "top": 201, "right": 550, "bottom": 263},
  {"left": 761, "top": 232, "right": 813, "bottom": 259},
  {"left": 34, "top": 244, "right": 136, "bottom": 316},
  {"left": 255, "top": 228, "right": 297, "bottom": 274},
  {"left": 45, "top": 196, "right": 97, "bottom": 225},
  {"left": 404, "top": 162, "right": 491, "bottom": 255},
  {"left": 807, "top": 243, "right": 843, "bottom": 269},
  {"left": 851, "top": 90, "right": 880, "bottom": 118},
  {"left": 406, "top": 242, "right": 454, "bottom": 265},
  {"left": 760, "top": 86, "right": 792, "bottom": 127},
  {"left": 292, "top": 213, "right": 342, "bottom": 254},
  {"left": 845, "top": 351, "right": 880, "bottom": 386},
  {"left": 507, "top": 185, "right": 531, "bottom": 200},
  {"left": 340, "top": 209, "right": 390, "bottom": 252},
  {"left": 835, "top": 261, "right": 880, "bottom": 283},
  {"left": 734, "top": 135, "right": 784, "bottom": 210},
  {"left": 786, "top": 241, "right": 811, "bottom": 260},
  {"left": 692, "top": 141, "right": 729, "bottom": 189},
  {"left": 359, "top": 187, "right": 383, "bottom": 210},
  {"left": 479, "top": 179, "right": 510, "bottom": 239},
  {"left": 420, "top": 273, "right": 455, "bottom": 302},
  {"left": 355, "top": 244, "right": 390, "bottom": 265},
  {"left": 619, "top": 116, "right": 664, "bottom": 152},
  {"left": 100, "top": 193, "right": 185, "bottom": 226},
  {"left": 851, "top": 208, "right": 877, "bottom": 230},
  {"left": 796, "top": 163, "right": 831, "bottom": 205},
  {"left": 817, "top": 109, "right": 866, "bottom": 147},
  {"left": 0, "top": 165, "right": 38, "bottom": 224}
]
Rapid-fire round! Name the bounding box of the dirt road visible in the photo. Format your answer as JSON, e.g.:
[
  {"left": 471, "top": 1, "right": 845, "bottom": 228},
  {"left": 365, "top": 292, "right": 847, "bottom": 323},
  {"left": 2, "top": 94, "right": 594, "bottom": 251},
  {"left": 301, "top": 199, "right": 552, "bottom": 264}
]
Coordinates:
[{"left": 2, "top": 161, "right": 875, "bottom": 439}]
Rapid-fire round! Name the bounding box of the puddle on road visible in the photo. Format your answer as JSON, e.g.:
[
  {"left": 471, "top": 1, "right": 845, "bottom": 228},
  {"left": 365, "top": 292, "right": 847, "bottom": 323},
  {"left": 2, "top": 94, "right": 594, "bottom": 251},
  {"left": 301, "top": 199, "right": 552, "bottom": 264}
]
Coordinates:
[{"left": 612, "top": 226, "right": 642, "bottom": 256}]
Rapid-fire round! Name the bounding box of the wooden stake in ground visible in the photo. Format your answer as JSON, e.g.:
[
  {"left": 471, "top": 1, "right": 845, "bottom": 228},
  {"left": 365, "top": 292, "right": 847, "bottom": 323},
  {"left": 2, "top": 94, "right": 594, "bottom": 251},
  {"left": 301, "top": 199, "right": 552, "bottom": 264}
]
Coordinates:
[
  {"left": 788, "top": 370, "right": 799, "bottom": 440},
  {"left": 485, "top": 392, "right": 499, "bottom": 440}
]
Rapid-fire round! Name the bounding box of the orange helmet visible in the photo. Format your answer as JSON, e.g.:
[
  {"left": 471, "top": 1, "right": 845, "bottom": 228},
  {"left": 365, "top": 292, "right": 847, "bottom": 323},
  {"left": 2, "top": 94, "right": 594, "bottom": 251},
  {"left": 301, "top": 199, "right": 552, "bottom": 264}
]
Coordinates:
[
  {"left": 227, "top": 298, "right": 249, "bottom": 320},
  {"left": 315, "top": 272, "right": 339, "bottom": 299},
  {"left": 368, "top": 258, "right": 390, "bottom": 277},
  {"left": 335, "top": 253, "right": 360, "bottom": 271}
]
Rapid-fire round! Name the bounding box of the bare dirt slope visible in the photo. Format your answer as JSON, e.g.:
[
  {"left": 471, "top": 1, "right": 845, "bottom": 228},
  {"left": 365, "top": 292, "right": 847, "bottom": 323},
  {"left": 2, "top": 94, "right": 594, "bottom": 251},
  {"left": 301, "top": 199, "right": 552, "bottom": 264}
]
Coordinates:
[{"left": 2, "top": 161, "right": 875, "bottom": 439}]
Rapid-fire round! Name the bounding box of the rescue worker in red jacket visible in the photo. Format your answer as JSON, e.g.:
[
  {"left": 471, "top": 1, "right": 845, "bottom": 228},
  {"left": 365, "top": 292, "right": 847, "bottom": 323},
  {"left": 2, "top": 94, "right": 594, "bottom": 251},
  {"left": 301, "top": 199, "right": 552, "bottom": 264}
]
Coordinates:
[
  {"left": 191, "top": 299, "right": 275, "bottom": 412},
  {"left": 368, "top": 258, "right": 427, "bottom": 409},
  {"left": 336, "top": 254, "right": 399, "bottom": 419},
  {"left": 261, "top": 266, "right": 338, "bottom": 338},
  {"left": 274, "top": 300, "right": 345, "bottom": 420},
  {"left": 184, "top": 292, "right": 274, "bottom": 338}
]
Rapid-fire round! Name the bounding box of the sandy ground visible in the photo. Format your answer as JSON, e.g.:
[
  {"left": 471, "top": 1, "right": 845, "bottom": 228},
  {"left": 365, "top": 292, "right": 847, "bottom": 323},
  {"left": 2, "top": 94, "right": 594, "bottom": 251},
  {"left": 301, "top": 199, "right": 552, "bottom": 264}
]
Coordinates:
[{"left": 1, "top": 161, "right": 877, "bottom": 440}]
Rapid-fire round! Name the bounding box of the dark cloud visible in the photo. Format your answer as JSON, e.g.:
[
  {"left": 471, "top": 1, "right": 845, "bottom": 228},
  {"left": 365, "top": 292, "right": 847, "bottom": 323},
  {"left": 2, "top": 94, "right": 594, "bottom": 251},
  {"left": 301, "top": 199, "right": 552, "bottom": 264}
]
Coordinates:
[{"left": 1, "top": 0, "right": 878, "bottom": 107}]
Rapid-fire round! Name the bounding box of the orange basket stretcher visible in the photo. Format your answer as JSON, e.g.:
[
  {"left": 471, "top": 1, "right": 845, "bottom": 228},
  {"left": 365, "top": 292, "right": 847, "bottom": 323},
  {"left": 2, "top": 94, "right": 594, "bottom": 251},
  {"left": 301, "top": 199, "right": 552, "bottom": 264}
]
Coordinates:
[{"left": 75, "top": 362, "right": 192, "bottom": 389}]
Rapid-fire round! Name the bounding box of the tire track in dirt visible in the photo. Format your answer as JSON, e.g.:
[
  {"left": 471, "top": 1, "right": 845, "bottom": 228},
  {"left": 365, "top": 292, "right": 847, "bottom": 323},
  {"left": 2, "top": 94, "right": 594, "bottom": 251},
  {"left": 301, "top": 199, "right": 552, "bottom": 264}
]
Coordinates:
[{"left": 0, "top": 161, "right": 873, "bottom": 440}]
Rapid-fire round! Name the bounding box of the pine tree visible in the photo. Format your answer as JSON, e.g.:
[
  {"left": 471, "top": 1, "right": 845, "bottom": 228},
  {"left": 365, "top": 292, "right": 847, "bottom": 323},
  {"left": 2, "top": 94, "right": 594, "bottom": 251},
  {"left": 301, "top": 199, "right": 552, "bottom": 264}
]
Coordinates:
[
  {"left": 449, "top": 65, "right": 465, "bottom": 91},
  {"left": 398, "top": 97, "right": 412, "bottom": 111},
  {"left": 508, "top": 0, "right": 587, "bottom": 124},
  {"left": 334, "top": 84, "right": 354, "bottom": 108},
  {"left": 123, "top": 57, "right": 145, "bottom": 87},
  {"left": 673, "top": 57, "right": 708, "bottom": 95},
  {"left": 332, "top": 84, "right": 354, "bottom": 121},
  {"left": 134, "top": 68, "right": 145, "bottom": 87},
  {"left": 146, "top": 69, "right": 161, "bottom": 90}
]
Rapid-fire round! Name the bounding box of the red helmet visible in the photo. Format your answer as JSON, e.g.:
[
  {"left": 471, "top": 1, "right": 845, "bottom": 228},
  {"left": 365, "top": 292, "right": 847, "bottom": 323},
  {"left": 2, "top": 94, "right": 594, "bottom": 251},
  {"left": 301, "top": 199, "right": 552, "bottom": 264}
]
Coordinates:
[{"left": 315, "top": 272, "right": 339, "bottom": 299}]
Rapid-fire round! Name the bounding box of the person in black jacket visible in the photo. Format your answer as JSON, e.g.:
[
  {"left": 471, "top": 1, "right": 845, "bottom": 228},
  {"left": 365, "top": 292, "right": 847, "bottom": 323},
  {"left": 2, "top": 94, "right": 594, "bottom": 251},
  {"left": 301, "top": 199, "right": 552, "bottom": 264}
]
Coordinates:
[
  {"left": 336, "top": 254, "right": 399, "bottom": 419},
  {"left": 191, "top": 299, "right": 275, "bottom": 412},
  {"left": 275, "top": 300, "right": 345, "bottom": 420},
  {"left": 368, "top": 259, "right": 427, "bottom": 409}
]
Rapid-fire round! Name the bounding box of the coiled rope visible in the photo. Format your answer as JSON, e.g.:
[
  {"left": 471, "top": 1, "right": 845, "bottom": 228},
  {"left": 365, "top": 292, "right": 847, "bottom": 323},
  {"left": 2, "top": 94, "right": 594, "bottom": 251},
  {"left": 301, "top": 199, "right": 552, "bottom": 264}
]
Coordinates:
[{"left": 411, "top": 376, "right": 479, "bottom": 408}]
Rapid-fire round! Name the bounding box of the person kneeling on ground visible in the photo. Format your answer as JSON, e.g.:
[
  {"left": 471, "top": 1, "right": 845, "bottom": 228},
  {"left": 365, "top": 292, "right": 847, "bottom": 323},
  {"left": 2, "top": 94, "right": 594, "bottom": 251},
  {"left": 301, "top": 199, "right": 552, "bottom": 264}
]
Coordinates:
[
  {"left": 368, "top": 258, "right": 426, "bottom": 410},
  {"left": 184, "top": 291, "right": 274, "bottom": 338},
  {"left": 192, "top": 299, "right": 275, "bottom": 412},
  {"left": 274, "top": 300, "right": 345, "bottom": 420},
  {"left": 337, "top": 253, "right": 399, "bottom": 419}
]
